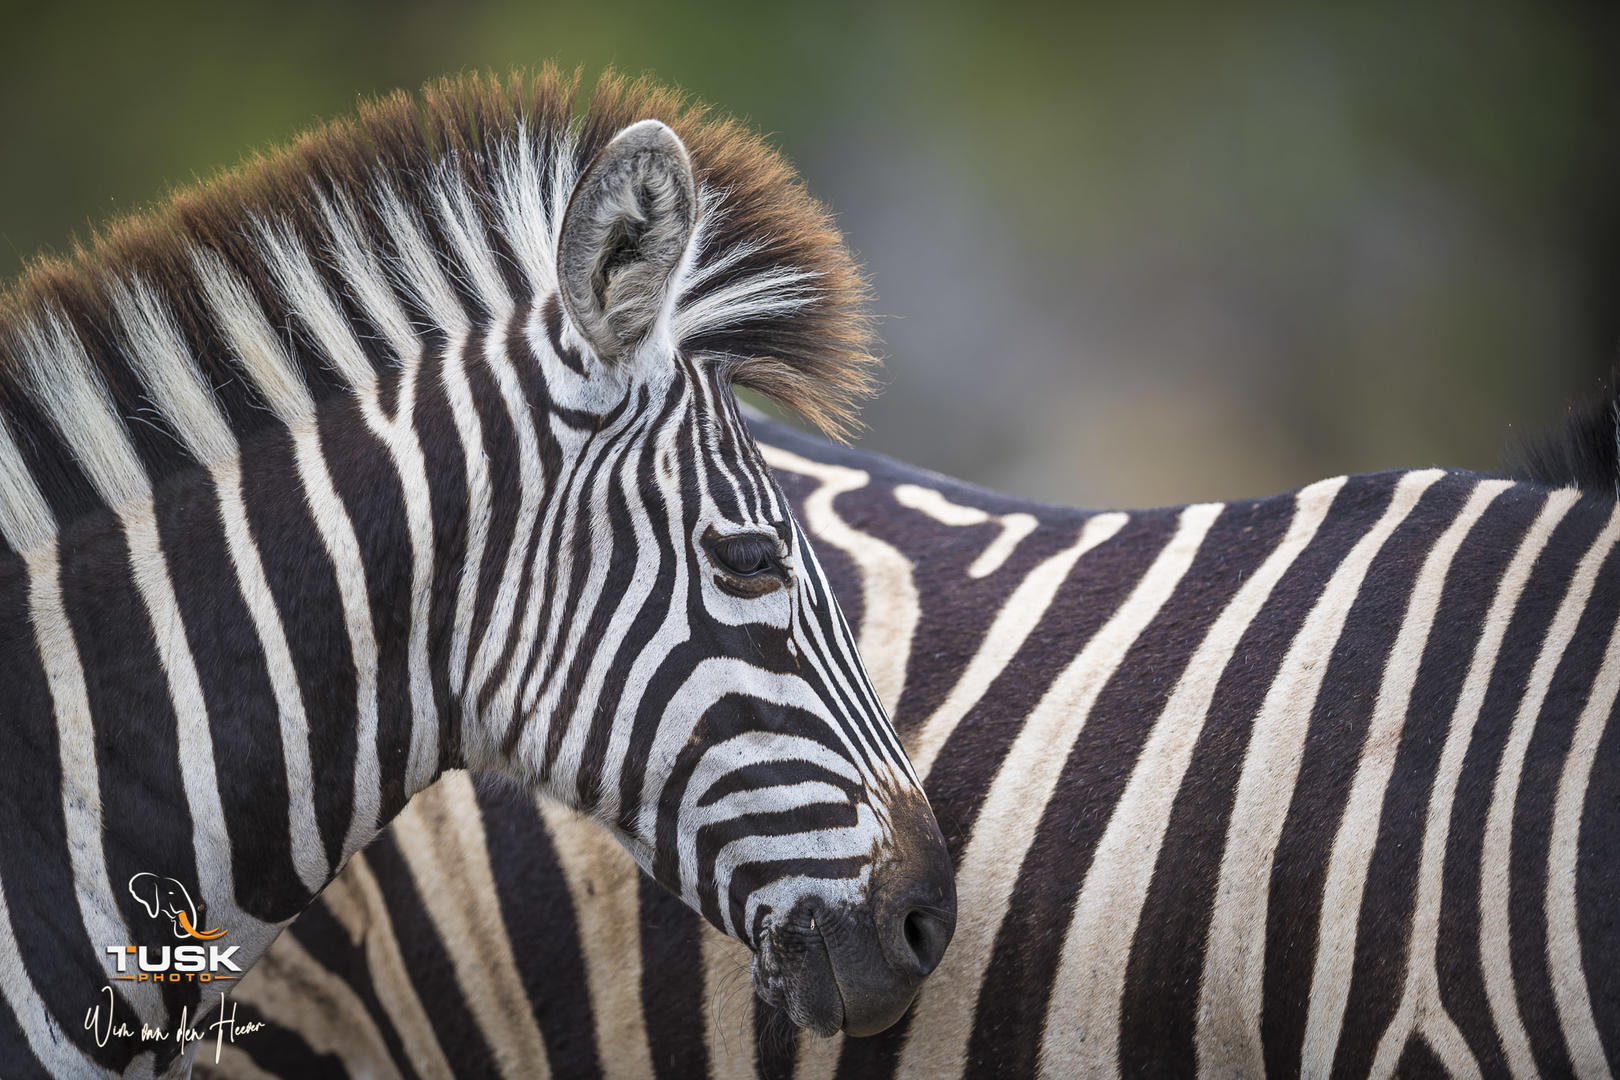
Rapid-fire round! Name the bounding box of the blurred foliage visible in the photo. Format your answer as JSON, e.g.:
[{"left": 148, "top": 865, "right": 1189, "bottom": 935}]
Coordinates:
[{"left": 2, "top": 0, "right": 1616, "bottom": 504}]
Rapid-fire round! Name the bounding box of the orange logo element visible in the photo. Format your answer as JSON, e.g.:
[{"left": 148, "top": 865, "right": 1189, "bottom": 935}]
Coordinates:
[{"left": 176, "top": 910, "right": 227, "bottom": 940}]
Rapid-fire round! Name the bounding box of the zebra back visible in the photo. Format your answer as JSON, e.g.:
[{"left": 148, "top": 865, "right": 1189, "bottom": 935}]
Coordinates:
[{"left": 209, "top": 415, "right": 1620, "bottom": 1077}]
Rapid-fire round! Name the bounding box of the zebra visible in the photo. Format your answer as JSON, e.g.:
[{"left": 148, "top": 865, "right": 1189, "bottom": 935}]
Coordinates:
[
  {"left": 0, "top": 70, "right": 957, "bottom": 1079},
  {"left": 210, "top": 410, "right": 1620, "bottom": 1078}
]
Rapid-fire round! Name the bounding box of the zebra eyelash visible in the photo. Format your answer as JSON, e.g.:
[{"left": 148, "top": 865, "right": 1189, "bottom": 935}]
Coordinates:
[{"left": 702, "top": 527, "right": 789, "bottom": 595}]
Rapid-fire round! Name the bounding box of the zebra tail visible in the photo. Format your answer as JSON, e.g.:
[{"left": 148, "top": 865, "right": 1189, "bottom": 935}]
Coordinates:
[{"left": 1506, "top": 365, "right": 1620, "bottom": 500}]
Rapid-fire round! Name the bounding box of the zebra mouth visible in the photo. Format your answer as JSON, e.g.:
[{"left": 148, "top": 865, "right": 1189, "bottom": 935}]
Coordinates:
[
  {"left": 746, "top": 796, "right": 955, "bottom": 1037},
  {"left": 753, "top": 905, "right": 846, "bottom": 1036},
  {"left": 752, "top": 898, "right": 924, "bottom": 1038}
]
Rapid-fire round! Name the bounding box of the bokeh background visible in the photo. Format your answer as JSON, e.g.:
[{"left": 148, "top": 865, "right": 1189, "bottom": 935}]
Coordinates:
[{"left": 3, "top": 1, "right": 1617, "bottom": 506}]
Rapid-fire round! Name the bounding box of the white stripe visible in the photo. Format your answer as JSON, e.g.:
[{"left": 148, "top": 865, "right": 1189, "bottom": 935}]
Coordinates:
[
  {"left": 0, "top": 875, "right": 117, "bottom": 1077},
  {"left": 429, "top": 170, "right": 515, "bottom": 321},
  {"left": 1546, "top": 531, "right": 1620, "bottom": 1079},
  {"left": 488, "top": 124, "right": 564, "bottom": 299},
  {"left": 1480, "top": 503, "right": 1620, "bottom": 1078},
  {"left": 320, "top": 853, "right": 456, "bottom": 1080},
  {"left": 261, "top": 220, "right": 441, "bottom": 795},
  {"left": 441, "top": 328, "right": 493, "bottom": 698},
  {"left": 909, "top": 511, "right": 1128, "bottom": 782},
  {"left": 1040, "top": 476, "right": 1344, "bottom": 1077},
  {"left": 0, "top": 414, "right": 54, "bottom": 553},
  {"left": 536, "top": 802, "right": 656, "bottom": 1080},
  {"left": 190, "top": 250, "right": 316, "bottom": 429},
  {"left": 107, "top": 279, "right": 236, "bottom": 463},
  {"left": 194, "top": 255, "right": 384, "bottom": 861},
  {"left": 112, "top": 280, "right": 325, "bottom": 894},
  {"left": 897, "top": 501, "right": 1223, "bottom": 1079},
  {"left": 892, "top": 483, "right": 1039, "bottom": 578},
  {"left": 1369, "top": 489, "right": 1577, "bottom": 1080},
  {"left": 392, "top": 772, "right": 552, "bottom": 1080},
  {"left": 1197, "top": 468, "right": 1443, "bottom": 1076},
  {"left": 761, "top": 445, "right": 915, "bottom": 712},
  {"left": 15, "top": 313, "right": 149, "bottom": 509},
  {"left": 702, "top": 923, "right": 759, "bottom": 1080},
  {"left": 17, "top": 312, "right": 277, "bottom": 972},
  {"left": 1301, "top": 479, "right": 1509, "bottom": 1073},
  {"left": 795, "top": 1029, "right": 844, "bottom": 1080}
]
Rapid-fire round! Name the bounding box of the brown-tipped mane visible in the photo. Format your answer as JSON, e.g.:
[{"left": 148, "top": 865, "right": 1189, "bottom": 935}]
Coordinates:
[{"left": 0, "top": 67, "right": 877, "bottom": 500}]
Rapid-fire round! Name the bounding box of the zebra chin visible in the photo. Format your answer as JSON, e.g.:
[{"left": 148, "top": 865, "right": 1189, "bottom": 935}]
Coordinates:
[{"left": 750, "top": 798, "right": 956, "bottom": 1037}]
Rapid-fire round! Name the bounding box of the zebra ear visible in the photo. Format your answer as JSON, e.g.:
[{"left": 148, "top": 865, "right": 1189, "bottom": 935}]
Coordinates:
[{"left": 556, "top": 119, "right": 697, "bottom": 364}]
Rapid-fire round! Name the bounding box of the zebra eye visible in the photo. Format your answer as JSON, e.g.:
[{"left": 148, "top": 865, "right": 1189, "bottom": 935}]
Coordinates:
[{"left": 709, "top": 534, "right": 780, "bottom": 578}]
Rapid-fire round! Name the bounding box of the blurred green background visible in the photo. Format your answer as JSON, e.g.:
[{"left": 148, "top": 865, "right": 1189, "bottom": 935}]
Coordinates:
[{"left": 3, "top": 0, "right": 1617, "bottom": 506}]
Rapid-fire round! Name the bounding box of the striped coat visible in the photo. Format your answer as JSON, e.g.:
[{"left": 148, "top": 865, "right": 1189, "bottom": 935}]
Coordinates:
[{"left": 212, "top": 416, "right": 1620, "bottom": 1078}]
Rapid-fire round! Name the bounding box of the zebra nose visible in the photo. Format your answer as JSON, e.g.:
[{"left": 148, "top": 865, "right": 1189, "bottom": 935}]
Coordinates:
[
  {"left": 880, "top": 873, "right": 956, "bottom": 978},
  {"left": 872, "top": 792, "right": 957, "bottom": 982},
  {"left": 897, "top": 904, "right": 952, "bottom": 976}
]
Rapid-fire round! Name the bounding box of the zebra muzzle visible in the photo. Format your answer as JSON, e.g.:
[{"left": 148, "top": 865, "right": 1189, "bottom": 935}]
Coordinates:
[{"left": 756, "top": 800, "right": 957, "bottom": 1037}]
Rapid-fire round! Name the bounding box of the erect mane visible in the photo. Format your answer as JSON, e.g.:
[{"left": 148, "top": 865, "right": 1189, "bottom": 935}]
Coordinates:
[{"left": 0, "top": 67, "right": 876, "bottom": 531}]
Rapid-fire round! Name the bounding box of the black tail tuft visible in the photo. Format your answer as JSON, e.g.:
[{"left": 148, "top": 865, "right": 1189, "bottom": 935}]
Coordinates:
[{"left": 1507, "top": 370, "right": 1620, "bottom": 499}]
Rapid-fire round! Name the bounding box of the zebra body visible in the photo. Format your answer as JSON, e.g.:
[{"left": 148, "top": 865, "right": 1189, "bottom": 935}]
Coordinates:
[
  {"left": 218, "top": 416, "right": 1620, "bottom": 1078},
  {"left": 0, "top": 73, "right": 952, "bottom": 1078}
]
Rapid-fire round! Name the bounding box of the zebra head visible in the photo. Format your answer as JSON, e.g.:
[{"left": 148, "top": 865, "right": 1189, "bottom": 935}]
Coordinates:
[{"left": 472, "top": 119, "right": 955, "bottom": 1036}]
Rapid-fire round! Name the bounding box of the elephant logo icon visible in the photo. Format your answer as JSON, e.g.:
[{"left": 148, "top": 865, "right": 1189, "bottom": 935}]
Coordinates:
[{"left": 127, "top": 873, "right": 226, "bottom": 941}]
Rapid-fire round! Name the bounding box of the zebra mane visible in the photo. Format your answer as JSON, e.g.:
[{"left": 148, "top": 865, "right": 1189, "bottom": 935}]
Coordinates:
[{"left": 0, "top": 68, "right": 876, "bottom": 537}]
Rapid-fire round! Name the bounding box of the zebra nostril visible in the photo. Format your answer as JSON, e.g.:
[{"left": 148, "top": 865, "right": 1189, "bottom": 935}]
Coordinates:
[{"left": 897, "top": 905, "right": 951, "bottom": 976}]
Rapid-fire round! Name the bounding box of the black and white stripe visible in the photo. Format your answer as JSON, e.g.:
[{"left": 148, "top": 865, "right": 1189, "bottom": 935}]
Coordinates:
[
  {"left": 217, "top": 416, "right": 1620, "bottom": 1077},
  {"left": 0, "top": 74, "right": 948, "bottom": 1078}
]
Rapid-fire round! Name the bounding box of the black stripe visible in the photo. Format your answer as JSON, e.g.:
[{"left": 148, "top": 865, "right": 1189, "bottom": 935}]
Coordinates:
[
  {"left": 62, "top": 503, "right": 206, "bottom": 1048},
  {"left": 205, "top": 997, "right": 353, "bottom": 1079},
  {"left": 639, "top": 872, "right": 710, "bottom": 1079},
  {"left": 156, "top": 461, "right": 305, "bottom": 921},
  {"left": 0, "top": 534, "right": 130, "bottom": 1073},
  {"left": 969, "top": 498, "right": 1277, "bottom": 1080},
  {"left": 1264, "top": 475, "right": 1472, "bottom": 1076},
  {"left": 462, "top": 334, "right": 524, "bottom": 706},
  {"left": 480, "top": 784, "right": 603, "bottom": 1078},
  {"left": 361, "top": 833, "right": 501, "bottom": 1076},
  {"left": 411, "top": 337, "right": 471, "bottom": 767},
  {"left": 319, "top": 393, "right": 414, "bottom": 823},
  {"left": 280, "top": 902, "right": 420, "bottom": 1080},
  {"left": 1436, "top": 494, "right": 1611, "bottom": 1072},
  {"left": 1332, "top": 485, "right": 1535, "bottom": 1074},
  {"left": 1120, "top": 472, "right": 1398, "bottom": 1073},
  {"left": 1508, "top": 529, "right": 1620, "bottom": 1077},
  {"left": 542, "top": 294, "right": 586, "bottom": 375},
  {"left": 239, "top": 423, "right": 358, "bottom": 871},
  {"left": 754, "top": 996, "right": 799, "bottom": 1080}
]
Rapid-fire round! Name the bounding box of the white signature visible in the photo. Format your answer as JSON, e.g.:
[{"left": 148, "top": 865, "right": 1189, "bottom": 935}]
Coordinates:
[{"left": 83, "top": 985, "right": 265, "bottom": 1064}]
